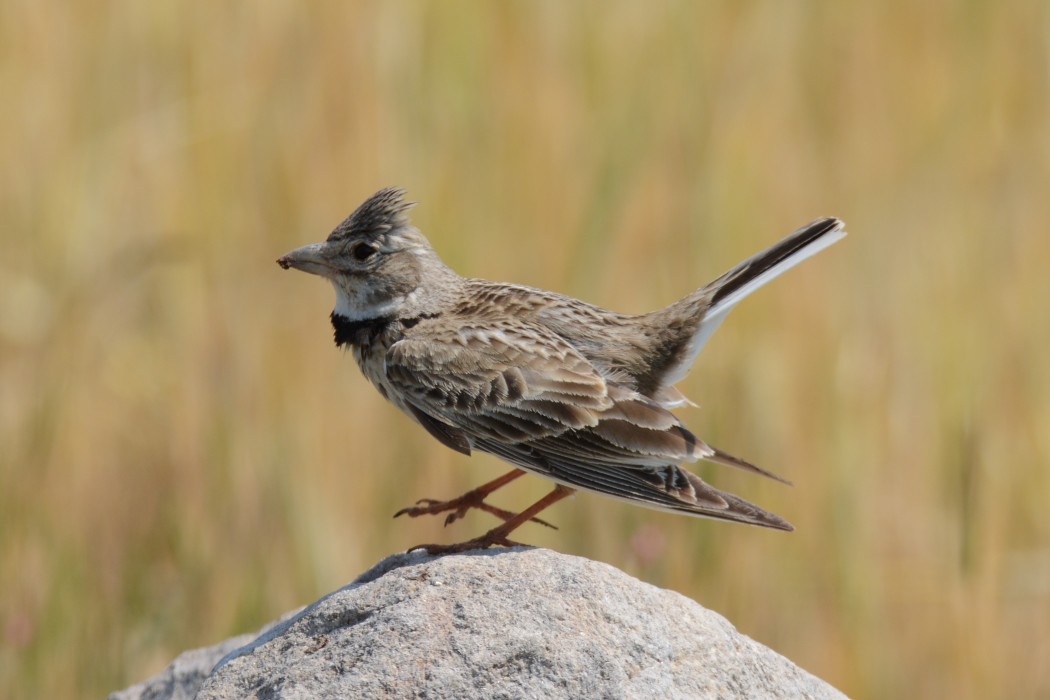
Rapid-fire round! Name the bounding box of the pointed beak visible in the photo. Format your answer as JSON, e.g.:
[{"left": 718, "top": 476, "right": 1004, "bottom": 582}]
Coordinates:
[{"left": 277, "top": 242, "right": 334, "bottom": 277}]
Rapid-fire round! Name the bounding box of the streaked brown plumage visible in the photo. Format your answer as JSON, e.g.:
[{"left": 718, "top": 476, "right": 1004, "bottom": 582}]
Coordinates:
[{"left": 278, "top": 187, "right": 846, "bottom": 553}]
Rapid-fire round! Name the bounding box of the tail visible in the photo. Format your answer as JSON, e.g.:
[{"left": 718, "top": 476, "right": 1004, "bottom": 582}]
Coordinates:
[
  {"left": 655, "top": 217, "right": 846, "bottom": 388},
  {"left": 703, "top": 217, "right": 846, "bottom": 327}
]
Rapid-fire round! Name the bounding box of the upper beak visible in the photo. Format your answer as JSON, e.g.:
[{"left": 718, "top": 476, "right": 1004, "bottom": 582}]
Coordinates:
[{"left": 277, "top": 242, "right": 333, "bottom": 276}]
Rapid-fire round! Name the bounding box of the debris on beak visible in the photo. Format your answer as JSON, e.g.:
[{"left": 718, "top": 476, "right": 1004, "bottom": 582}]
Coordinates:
[{"left": 275, "top": 242, "right": 331, "bottom": 276}]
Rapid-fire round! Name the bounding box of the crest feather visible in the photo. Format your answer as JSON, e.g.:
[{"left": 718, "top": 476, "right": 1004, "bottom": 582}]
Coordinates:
[{"left": 328, "top": 187, "right": 416, "bottom": 241}]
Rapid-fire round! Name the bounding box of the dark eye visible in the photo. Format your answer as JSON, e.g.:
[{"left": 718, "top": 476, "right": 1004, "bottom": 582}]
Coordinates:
[{"left": 352, "top": 243, "right": 377, "bottom": 261}]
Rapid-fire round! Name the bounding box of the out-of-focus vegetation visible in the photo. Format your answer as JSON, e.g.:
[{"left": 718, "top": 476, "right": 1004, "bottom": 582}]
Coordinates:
[{"left": 1, "top": 2, "right": 1047, "bottom": 697}]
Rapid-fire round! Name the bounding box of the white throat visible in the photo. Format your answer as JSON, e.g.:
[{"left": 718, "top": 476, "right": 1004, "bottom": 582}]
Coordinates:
[{"left": 331, "top": 282, "right": 418, "bottom": 321}]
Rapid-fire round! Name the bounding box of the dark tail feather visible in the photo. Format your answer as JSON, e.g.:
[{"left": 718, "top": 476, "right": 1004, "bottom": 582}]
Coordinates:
[
  {"left": 681, "top": 470, "right": 795, "bottom": 531},
  {"left": 705, "top": 216, "right": 846, "bottom": 321}
]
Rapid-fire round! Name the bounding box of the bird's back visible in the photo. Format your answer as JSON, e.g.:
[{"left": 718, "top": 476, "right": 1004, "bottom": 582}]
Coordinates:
[{"left": 454, "top": 278, "right": 690, "bottom": 401}]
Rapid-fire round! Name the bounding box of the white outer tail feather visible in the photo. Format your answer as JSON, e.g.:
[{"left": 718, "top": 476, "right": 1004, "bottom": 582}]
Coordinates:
[
  {"left": 661, "top": 218, "right": 847, "bottom": 388},
  {"left": 704, "top": 221, "right": 847, "bottom": 325}
]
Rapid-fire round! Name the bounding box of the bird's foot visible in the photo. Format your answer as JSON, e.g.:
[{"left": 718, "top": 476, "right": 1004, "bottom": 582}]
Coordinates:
[
  {"left": 404, "top": 484, "right": 574, "bottom": 555},
  {"left": 393, "top": 492, "right": 556, "bottom": 529}
]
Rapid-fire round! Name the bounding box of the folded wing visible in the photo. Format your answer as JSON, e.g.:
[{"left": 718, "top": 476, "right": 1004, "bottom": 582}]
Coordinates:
[{"left": 384, "top": 322, "right": 792, "bottom": 530}]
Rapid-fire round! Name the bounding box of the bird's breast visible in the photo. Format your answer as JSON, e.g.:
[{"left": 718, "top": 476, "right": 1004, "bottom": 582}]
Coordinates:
[{"left": 351, "top": 338, "right": 417, "bottom": 418}]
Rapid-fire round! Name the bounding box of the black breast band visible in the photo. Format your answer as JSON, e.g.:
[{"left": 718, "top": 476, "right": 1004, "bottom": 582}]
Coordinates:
[
  {"left": 330, "top": 313, "right": 392, "bottom": 347},
  {"left": 329, "top": 311, "right": 441, "bottom": 347}
]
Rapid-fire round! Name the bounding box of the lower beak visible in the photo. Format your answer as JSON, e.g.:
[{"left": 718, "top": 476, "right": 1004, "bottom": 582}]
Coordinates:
[{"left": 277, "top": 242, "right": 332, "bottom": 276}]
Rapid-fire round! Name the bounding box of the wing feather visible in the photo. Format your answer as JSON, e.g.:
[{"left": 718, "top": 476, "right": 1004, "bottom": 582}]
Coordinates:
[{"left": 385, "top": 321, "right": 791, "bottom": 529}]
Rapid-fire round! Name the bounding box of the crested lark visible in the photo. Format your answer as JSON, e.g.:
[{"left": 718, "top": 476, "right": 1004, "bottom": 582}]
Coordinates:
[{"left": 278, "top": 188, "right": 845, "bottom": 553}]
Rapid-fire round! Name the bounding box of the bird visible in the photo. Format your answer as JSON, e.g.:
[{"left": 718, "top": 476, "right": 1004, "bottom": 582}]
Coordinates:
[{"left": 278, "top": 187, "right": 845, "bottom": 554}]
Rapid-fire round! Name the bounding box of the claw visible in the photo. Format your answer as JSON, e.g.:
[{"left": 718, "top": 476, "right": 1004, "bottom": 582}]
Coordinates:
[
  {"left": 405, "top": 484, "right": 573, "bottom": 554},
  {"left": 393, "top": 469, "right": 563, "bottom": 535},
  {"left": 394, "top": 496, "right": 556, "bottom": 529}
]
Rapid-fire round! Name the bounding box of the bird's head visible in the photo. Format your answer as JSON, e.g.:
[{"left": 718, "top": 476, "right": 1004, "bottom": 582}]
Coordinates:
[{"left": 278, "top": 187, "right": 456, "bottom": 322}]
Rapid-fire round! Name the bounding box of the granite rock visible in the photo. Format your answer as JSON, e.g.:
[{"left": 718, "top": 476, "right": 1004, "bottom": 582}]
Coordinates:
[{"left": 113, "top": 548, "right": 846, "bottom": 699}]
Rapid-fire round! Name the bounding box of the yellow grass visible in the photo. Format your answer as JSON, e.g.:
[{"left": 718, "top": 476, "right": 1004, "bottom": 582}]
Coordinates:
[{"left": 2, "top": 1, "right": 1048, "bottom": 697}]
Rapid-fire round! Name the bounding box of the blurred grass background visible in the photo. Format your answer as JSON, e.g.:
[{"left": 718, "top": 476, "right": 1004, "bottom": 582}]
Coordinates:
[{"left": 1, "top": 1, "right": 1048, "bottom": 697}]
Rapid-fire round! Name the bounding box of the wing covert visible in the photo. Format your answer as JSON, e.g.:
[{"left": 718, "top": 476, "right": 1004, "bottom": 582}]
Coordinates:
[{"left": 385, "top": 323, "right": 613, "bottom": 442}]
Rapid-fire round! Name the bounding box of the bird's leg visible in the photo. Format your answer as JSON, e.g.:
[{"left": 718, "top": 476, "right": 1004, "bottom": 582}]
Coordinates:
[
  {"left": 393, "top": 469, "right": 556, "bottom": 529},
  {"left": 409, "top": 485, "right": 575, "bottom": 554}
]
